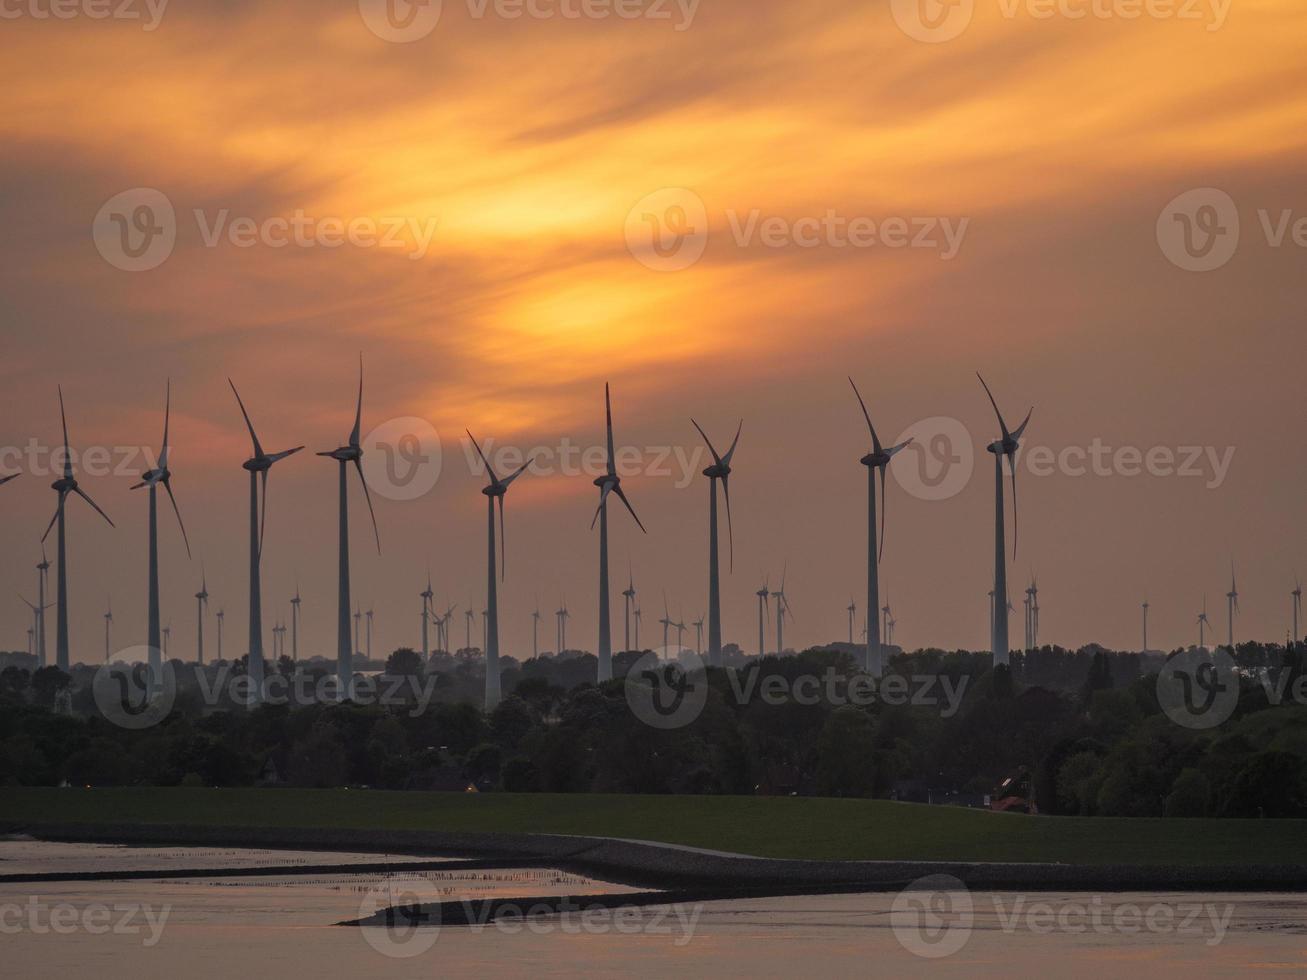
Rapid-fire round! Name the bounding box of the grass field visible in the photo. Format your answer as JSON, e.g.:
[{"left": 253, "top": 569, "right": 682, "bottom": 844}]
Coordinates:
[{"left": 3, "top": 787, "right": 1305, "bottom": 866}]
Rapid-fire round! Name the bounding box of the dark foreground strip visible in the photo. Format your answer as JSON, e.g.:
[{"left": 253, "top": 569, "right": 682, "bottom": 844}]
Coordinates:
[
  {"left": 6, "top": 821, "right": 1307, "bottom": 894},
  {"left": 0, "top": 857, "right": 549, "bottom": 885}
]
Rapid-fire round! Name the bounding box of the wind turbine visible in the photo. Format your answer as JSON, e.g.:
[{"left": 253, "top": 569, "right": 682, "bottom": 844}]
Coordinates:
[
  {"left": 35, "top": 551, "right": 49, "bottom": 668},
  {"left": 1226, "top": 564, "right": 1239, "bottom": 650},
  {"left": 1142, "top": 600, "right": 1150, "bottom": 652},
  {"left": 19, "top": 596, "right": 49, "bottom": 661},
  {"left": 103, "top": 598, "right": 112, "bottom": 662},
  {"left": 691, "top": 418, "right": 742, "bottom": 668},
  {"left": 317, "top": 356, "right": 380, "bottom": 700},
  {"left": 755, "top": 576, "right": 770, "bottom": 657},
  {"left": 556, "top": 600, "right": 570, "bottom": 654},
  {"left": 978, "top": 374, "right": 1032, "bottom": 668},
  {"left": 436, "top": 603, "right": 456, "bottom": 654},
  {"left": 467, "top": 431, "right": 535, "bottom": 708},
  {"left": 465, "top": 607, "right": 475, "bottom": 651},
  {"left": 290, "top": 587, "right": 301, "bottom": 661},
  {"left": 1293, "top": 576, "right": 1302, "bottom": 648},
  {"left": 693, "top": 615, "right": 704, "bottom": 657},
  {"left": 674, "top": 612, "right": 687, "bottom": 652},
  {"left": 354, "top": 607, "right": 362, "bottom": 658},
  {"left": 633, "top": 605, "right": 642, "bottom": 650},
  {"left": 42, "top": 387, "right": 114, "bottom": 671},
  {"left": 622, "top": 567, "right": 637, "bottom": 652},
  {"left": 162, "top": 625, "right": 171, "bottom": 657},
  {"left": 1031, "top": 577, "right": 1040, "bottom": 648},
  {"left": 532, "top": 605, "right": 542, "bottom": 659},
  {"left": 1197, "top": 596, "right": 1211, "bottom": 649},
  {"left": 849, "top": 378, "right": 911, "bottom": 677},
  {"left": 420, "top": 570, "right": 434, "bottom": 659},
  {"left": 881, "top": 589, "right": 891, "bottom": 650},
  {"left": 771, "top": 570, "right": 793, "bottom": 656},
  {"left": 230, "top": 379, "right": 303, "bottom": 703},
  {"left": 366, "top": 608, "right": 374, "bottom": 661},
  {"left": 216, "top": 608, "right": 224, "bottom": 661},
  {"left": 659, "top": 594, "right": 674, "bottom": 652},
  {"left": 591, "top": 384, "right": 647, "bottom": 681},
  {"left": 847, "top": 598, "right": 856, "bottom": 646},
  {"left": 131, "top": 380, "right": 191, "bottom": 693},
  {"left": 195, "top": 569, "right": 209, "bottom": 665}
]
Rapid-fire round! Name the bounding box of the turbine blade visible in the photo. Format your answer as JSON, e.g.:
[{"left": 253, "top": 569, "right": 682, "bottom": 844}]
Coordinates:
[
  {"left": 887, "top": 438, "right": 913, "bottom": 458},
  {"left": 590, "top": 482, "right": 613, "bottom": 529},
  {"left": 500, "top": 455, "right": 534, "bottom": 488},
  {"left": 268, "top": 446, "right": 304, "bottom": 463},
  {"left": 614, "top": 485, "right": 647, "bottom": 534},
  {"left": 466, "top": 430, "right": 500, "bottom": 485},
  {"left": 1008, "top": 453, "right": 1020, "bottom": 559},
  {"left": 228, "top": 380, "right": 264, "bottom": 457},
  {"left": 721, "top": 474, "right": 735, "bottom": 573},
  {"left": 74, "top": 486, "right": 114, "bottom": 527},
  {"left": 353, "top": 457, "right": 381, "bottom": 553},
  {"left": 721, "top": 419, "right": 743, "bottom": 467},
  {"left": 848, "top": 377, "right": 882, "bottom": 453},
  {"left": 57, "top": 386, "right": 73, "bottom": 480},
  {"left": 259, "top": 468, "right": 269, "bottom": 559},
  {"left": 877, "top": 465, "right": 888, "bottom": 564},
  {"left": 159, "top": 378, "right": 171, "bottom": 470},
  {"left": 691, "top": 418, "right": 721, "bottom": 466},
  {"left": 162, "top": 478, "right": 191, "bottom": 559},
  {"left": 604, "top": 383, "right": 616, "bottom": 476},
  {"left": 977, "top": 373, "right": 1011, "bottom": 439},
  {"left": 0, "top": 473, "right": 18, "bottom": 486},
  {"left": 41, "top": 500, "right": 61, "bottom": 542},
  {"left": 349, "top": 353, "right": 363, "bottom": 448},
  {"left": 1011, "top": 408, "right": 1033, "bottom": 441}
]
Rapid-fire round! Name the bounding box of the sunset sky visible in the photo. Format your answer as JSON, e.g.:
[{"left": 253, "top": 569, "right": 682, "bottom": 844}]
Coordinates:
[{"left": 1, "top": 0, "right": 1304, "bottom": 664}]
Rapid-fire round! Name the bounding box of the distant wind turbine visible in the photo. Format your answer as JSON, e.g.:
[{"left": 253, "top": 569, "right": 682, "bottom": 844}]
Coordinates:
[
  {"left": 18, "top": 596, "right": 49, "bottom": 662},
  {"left": 691, "top": 418, "right": 742, "bottom": 668},
  {"left": 420, "top": 569, "right": 434, "bottom": 659},
  {"left": 847, "top": 598, "right": 856, "bottom": 646},
  {"left": 230, "top": 379, "right": 303, "bottom": 703},
  {"left": 467, "top": 430, "right": 535, "bottom": 709},
  {"left": 771, "top": 569, "right": 793, "bottom": 656},
  {"left": 659, "top": 593, "right": 674, "bottom": 652},
  {"left": 103, "top": 597, "right": 112, "bottom": 662},
  {"left": 1198, "top": 596, "right": 1211, "bottom": 649},
  {"left": 35, "top": 551, "right": 49, "bottom": 668},
  {"left": 693, "top": 614, "right": 704, "bottom": 657},
  {"left": 366, "top": 608, "right": 373, "bottom": 660},
  {"left": 556, "top": 600, "right": 570, "bottom": 653},
  {"left": 318, "top": 356, "right": 380, "bottom": 700},
  {"left": 978, "top": 373, "right": 1032, "bottom": 668},
  {"left": 633, "top": 604, "right": 642, "bottom": 650},
  {"left": 216, "top": 609, "right": 224, "bottom": 661},
  {"left": 592, "top": 384, "right": 647, "bottom": 680},
  {"left": 755, "top": 576, "right": 769, "bottom": 657},
  {"left": 622, "top": 567, "right": 636, "bottom": 652},
  {"left": 290, "top": 587, "right": 301, "bottom": 661},
  {"left": 532, "top": 604, "right": 542, "bottom": 659},
  {"left": 354, "top": 607, "right": 362, "bottom": 658},
  {"left": 1226, "top": 564, "right": 1239, "bottom": 650},
  {"left": 849, "top": 378, "right": 911, "bottom": 676},
  {"left": 194, "top": 569, "right": 208, "bottom": 665},
  {"left": 1142, "top": 600, "right": 1150, "bottom": 652},
  {"left": 1293, "top": 576, "right": 1302, "bottom": 648},
  {"left": 43, "top": 387, "right": 115, "bottom": 671}
]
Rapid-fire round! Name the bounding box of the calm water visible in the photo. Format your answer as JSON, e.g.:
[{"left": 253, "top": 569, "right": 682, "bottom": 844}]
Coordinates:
[{"left": 4, "top": 841, "right": 1307, "bottom": 978}]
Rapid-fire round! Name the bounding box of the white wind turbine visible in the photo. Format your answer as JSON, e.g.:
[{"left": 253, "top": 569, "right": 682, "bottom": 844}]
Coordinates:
[
  {"left": 659, "top": 593, "right": 674, "bottom": 653},
  {"left": 318, "top": 356, "right": 381, "bottom": 699},
  {"left": 467, "top": 431, "right": 536, "bottom": 709},
  {"left": 103, "top": 597, "right": 112, "bottom": 663},
  {"left": 978, "top": 374, "right": 1032, "bottom": 668},
  {"left": 19, "top": 596, "right": 51, "bottom": 664},
  {"left": 290, "top": 586, "right": 301, "bottom": 661},
  {"left": 771, "top": 569, "right": 794, "bottom": 656},
  {"left": 1197, "top": 596, "right": 1211, "bottom": 649},
  {"left": 1293, "top": 576, "right": 1302, "bottom": 648},
  {"left": 591, "top": 384, "right": 647, "bottom": 680},
  {"left": 847, "top": 598, "right": 856, "bottom": 646},
  {"left": 622, "top": 568, "right": 637, "bottom": 652},
  {"left": 691, "top": 418, "right": 742, "bottom": 668},
  {"left": 532, "top": 604, "right": 542, "bottom": 659},
  {"left": 42, "top": 387, "right": 114, "bottom": 671},
  {"left": 420, "top": 569, "right": 434, "bottom": 660},
  {"left": 131, "top": 381, "right": 191, "bottom": 693},
  {"left": 1142, "top": 599, "right": 1150, "bottom": 653},
  {"left": 755, "top": 576, "right": 769, "bottom": 658},
  {"left": 35, "top": 551, "right": 49, "bottom": 668},
  {"left": 849, "top": 378, "right": 911, "bottom": 677},
  {"left": 230, "top": 380, "right": 303, "bottom": 703},
  {"left": 216, "top": 608, "right": 224, "bottom": 661},
  {"left": 194, "top": 569, "right": 208, "bottom": 665},
  {"left": 1226, "top": 564, "right": 1239, "bottom": 650}
]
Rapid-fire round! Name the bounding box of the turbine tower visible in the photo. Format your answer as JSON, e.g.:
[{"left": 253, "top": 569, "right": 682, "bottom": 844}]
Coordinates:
[
  {"left": 1142, "top": 600, "right": 1150, "bottom": 652},
  {"left": 1226, "top": 564, "right": 1239, "bottom": 650},
  {"left": 467, "top": 431, "right": 535, "bottom": 709},
  {"left": 978, "top": 374, "right": 1032, "bottom": 668},
  {"left": 465, "top": 607, "right": 475, "bottom": 651},
  {"left": 771, "top": 570, "right": 793, "bottom": 656},
  {"left": 592, "top": 384, "right": 647, "bottom": 680},
  {"left": 103, "top": 598, "right": 112, "bottom": 662},
  {"left": 1031, "top": 577, "right": 1040, "bottom": 648},
  {"left": 354, "top": 608, "right": 362, "bottom": 658},
  {"left": 532, "top": 606, "right": 541, "bottom": 659},
  {"left": 633, "top": 605, "right": 641, "bottom": 650},
  {"left": 1293, "top": 577, "right": 1302, "bottom": 648},
  {"left": 19, "top": 597, "right": 49, "bottom": 662},
  {"left": 35, "top": 551, "right": 49, "bottom": 668},
  {"left": 847, "top": 598, "right": 856, "bottom": 646},
  {"left": 755, "top": 577, "right": 769, "bottom": 657},
  {"left": 230, "top": 380, "right": 303, "bottom": 704},
  {"left": 420, "top": 570, "right": 434, "bottom": 659},
  {"left": 290, "top": 587, "right": 301, "bottom": 661},
  {"left": 1198, "top": 596, "right": 1211, "bottom": 649},
  {"left": 318, "top": 356, "right": 381, "bottom": 699},
  {"left": 216, "top": 608, "right": 224, "bottom": 662},
  {"left": 42, "top": 387, "right": 115, "bottom": 671},
  {"left": 693, "top": 615, "right": 704, "bottom": 657},
  {"left": 162, "top": 625, "right": 171, "bottom": 657},
  {"left": 194, "top": 570, "right": 208, "bottom": 665},
  {"left": 557, "top": 601, "right": 570, "bottom": 653},
  {"left": 691, "top": 418, "right": 741, "bottom": 668},
  {"left": 849, "top": 378, "right": 911, "bottom": 676},
  {"left": 659, "top": 594, "right": 673, "bottom": 652},
  {"left": 622, "top": 568, "right": 636, "bottom": 652}
]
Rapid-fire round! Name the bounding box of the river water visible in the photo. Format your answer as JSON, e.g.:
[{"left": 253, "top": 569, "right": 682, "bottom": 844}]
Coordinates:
[{"left": 3, "top": 840, "right": 1305, "bottom": 978}]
